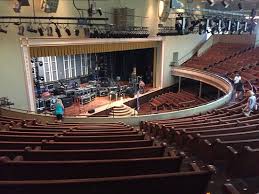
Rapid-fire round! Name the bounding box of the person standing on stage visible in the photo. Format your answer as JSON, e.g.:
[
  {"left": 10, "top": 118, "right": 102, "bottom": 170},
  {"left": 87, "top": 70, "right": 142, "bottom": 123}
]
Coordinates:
[
  {"left": 55, "top": 99, "right": 64, "bottom": 122},
  {"left": 139, "top": 79, "right": 145, "bottom": 94}
]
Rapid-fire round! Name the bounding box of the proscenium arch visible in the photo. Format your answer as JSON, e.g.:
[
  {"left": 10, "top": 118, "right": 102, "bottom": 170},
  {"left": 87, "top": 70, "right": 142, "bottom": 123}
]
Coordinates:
[{"left": 20, "top": 37, "right": 164, "bottom": 111}]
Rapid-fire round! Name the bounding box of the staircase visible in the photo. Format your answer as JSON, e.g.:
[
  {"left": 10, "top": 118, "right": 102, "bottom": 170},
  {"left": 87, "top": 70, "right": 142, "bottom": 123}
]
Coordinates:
[{"left": 109, "top": 105, "right": 137, "bottom": 117}]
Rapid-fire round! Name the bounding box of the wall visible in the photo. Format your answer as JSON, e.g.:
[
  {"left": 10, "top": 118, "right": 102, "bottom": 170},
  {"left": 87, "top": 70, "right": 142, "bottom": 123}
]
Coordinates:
[{"left": 161, "top": 33, "right": 207, "bottom": 87}]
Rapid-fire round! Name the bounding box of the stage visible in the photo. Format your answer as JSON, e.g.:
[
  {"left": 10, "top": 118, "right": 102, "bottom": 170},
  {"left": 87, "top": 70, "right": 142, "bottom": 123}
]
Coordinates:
[{"left": 64, "top": 84, "right": 156, "bottom": 117}]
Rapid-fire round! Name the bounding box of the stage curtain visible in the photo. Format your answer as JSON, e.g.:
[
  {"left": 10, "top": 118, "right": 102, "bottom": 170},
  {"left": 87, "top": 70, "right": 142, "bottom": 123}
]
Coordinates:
[{"left": 30, "top": 41, "right": 159, "bottom": 57}]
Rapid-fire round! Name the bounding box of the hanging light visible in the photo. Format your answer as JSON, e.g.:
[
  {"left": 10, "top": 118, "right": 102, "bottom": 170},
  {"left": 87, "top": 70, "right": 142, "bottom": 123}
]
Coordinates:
[
  {"left": 18, "top": 25, "right": 25, "bottom": 35},
  {"left": 55, "top": 25, "right": 62, "bottom": 38},
  {"left": 75, "top": 27, "right": 80, "bottom": 36},
  {"left": 46, "top": 25, "right": 53, "bottom": 36}
]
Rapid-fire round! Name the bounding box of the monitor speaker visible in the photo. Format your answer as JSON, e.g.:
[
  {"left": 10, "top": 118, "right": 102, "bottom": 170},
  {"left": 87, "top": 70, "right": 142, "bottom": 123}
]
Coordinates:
[{"left": 88, "top": 109, "right": 95, "bottom": 114}]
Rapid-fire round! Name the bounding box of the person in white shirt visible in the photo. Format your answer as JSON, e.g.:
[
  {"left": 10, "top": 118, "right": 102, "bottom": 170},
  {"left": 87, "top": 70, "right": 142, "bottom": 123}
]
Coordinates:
[
  {"left": 234, "top": 73, "right": 241, "bottom": 84},
  {"left": 233, "top": 73, "right": 242, "bottom": 100},
  {"left": 243, "top": 90, "right": 257, "bottom": 116}
]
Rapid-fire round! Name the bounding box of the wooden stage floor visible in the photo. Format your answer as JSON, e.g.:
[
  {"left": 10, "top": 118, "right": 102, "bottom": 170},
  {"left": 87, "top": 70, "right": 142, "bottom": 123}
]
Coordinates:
[{"left": 64, "top": 85, "right": 155, "bottom": 116}]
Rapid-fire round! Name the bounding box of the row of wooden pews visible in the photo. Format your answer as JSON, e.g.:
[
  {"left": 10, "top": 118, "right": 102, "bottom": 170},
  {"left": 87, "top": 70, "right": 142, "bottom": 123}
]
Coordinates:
[
  {"left": 146, "top": 90, "right": 207, "bottom": 112},
  {"left": 184, "top": 43, "right": 251, "bottom": 70},
  {"left": 141, "top": 95, "right": 259, "bottom": 193},
  {"left": 0, "top": 117, "right": 214, "bottom": 194}
]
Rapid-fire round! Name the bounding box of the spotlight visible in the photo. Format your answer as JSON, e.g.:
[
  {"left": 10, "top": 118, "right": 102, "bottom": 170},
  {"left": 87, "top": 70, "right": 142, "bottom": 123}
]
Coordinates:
[
  {"left": 207, "top": 0, "right": 215, "bottom": 6},
  {"left": 46, "top": 26, "right": 53, "bottom": 36},
  {"left": 0, "top": 26, "right": 7, "bottom": 34},
  {"left": 55, "top": 26, "right": 62, "bottom": 38},
  {"left": 97, "top": 8, "right": 103, "bottom": 16},
  {"left": 18, "top": 25, "right": 25, "bottom": 36},
  {"left": 27, "top": 25, "right": 37, "bottom": 33},
  {"left": 65, "top": 28, "right": 71, "bottom": 36},
  {"left": 221, "top": 0, "right": 229, "bottom": 8},
  {"left": 238, "top": 2, "right": 243, "bottom": 10},
  {"left": 75, "top": 28, "right": 80, "bottom": 36},
  {"left": 38, "top": 26, "right": 44, "bottom": 36},
  {"left": 251, "top": 8, "right": 256, "bottom": 19}
]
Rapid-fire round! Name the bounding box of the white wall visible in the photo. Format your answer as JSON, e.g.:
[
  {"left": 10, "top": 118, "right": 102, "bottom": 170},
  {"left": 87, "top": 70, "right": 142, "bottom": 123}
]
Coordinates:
[{"left": 161, "top": 33, "right": 207, "bottom": 87}]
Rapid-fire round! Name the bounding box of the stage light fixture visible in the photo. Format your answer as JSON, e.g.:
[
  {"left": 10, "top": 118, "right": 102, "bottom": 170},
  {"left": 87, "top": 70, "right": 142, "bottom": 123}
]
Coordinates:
[
  {"left": 18, "top": 25, "right": 25, "bottom": 36},
  {"left": 75, "top": 27, "right": 80, "bottom": 36},
  {"left": 55, "top": 26, "right": 62, "bottom": 38},
  {"left": 251, "top": 8, "right": 256, "bottom": 19},
  {"left": 46, "top": 26, "right": 53, "bottom": 36},
  {"left": 221, "top": 0, "right": 229, "bottom": 8},
  {"left": 207, "top": 0, "right": 215, "bottom": 6},
  {"left": 38, "top": 26, "right": 44, "bottom": 36},
  {"left": 238, "top": 2, "right": 243, "bottom": 10},
  {"left": 97, "top": 8, "right": 103, "bottom": 16},
  {"left": 0, "top": 26, "right": 7, "bottom": 34},
  {"left": 65, "top": 28, "right": 71, "bottom": 36},
  {"left": 27, "top": 25, "right": 37, "bottom": 33}
]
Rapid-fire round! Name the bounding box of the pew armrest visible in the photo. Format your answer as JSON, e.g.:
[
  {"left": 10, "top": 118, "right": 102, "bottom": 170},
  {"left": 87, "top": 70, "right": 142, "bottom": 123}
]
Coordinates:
[{"left": 222, "top": 183, "right": 241, "bottom": 194}]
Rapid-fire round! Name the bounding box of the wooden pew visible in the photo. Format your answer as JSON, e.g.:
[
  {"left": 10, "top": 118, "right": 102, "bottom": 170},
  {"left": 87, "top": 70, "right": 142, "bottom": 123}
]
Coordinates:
[
  {"left": 10, "top": 127, "right": 133, "bottom": 133},
  {"left": 0, "top": 153, "right": 183, "bottom": 180},
  {"left": 0, "top": 139, "right": 154, "bottom": 150},
  {"left": 0, "top": 163, "right": 214, "bottom": 194},
  {"left": 226, "top": 146, "right": 259, "bottom": 178},
  {"left": 0, "top": 146, "right": 166, "bottom": 161},
  {"left": 55, "top": 134, "right": 145, "bottom": 142},
  {"left": 0, "top": 130, "right": 139, "bottom": 136},
  {"left": 222, "top": 183, "right": 241, "bottom": 194}
]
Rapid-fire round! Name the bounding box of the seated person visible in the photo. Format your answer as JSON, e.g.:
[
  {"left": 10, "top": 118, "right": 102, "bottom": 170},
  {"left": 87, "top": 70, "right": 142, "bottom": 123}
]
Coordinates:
[{"left": 243, "top": 90, "right": 257, "bottom": 117}]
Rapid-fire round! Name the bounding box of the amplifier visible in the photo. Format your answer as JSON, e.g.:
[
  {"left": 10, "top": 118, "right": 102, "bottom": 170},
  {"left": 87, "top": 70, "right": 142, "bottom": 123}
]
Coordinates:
[
  {"left": 61, "top": 97, "right": 73, "bottom": 108},
  {"left": 80, "top": 95, "right": 91, "bottom": 105}
]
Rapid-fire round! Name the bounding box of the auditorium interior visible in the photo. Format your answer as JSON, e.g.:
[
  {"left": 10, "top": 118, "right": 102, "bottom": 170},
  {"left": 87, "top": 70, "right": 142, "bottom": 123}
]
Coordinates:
[{"left": 1, "top": 0, "right": 259, "bottom": 193}]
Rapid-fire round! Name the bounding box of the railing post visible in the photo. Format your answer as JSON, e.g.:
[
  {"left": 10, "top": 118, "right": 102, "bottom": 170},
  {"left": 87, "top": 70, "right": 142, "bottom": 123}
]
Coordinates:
[
  {"left": 178, "top": 76, "right": 182, "bottom": 92},
  {"left": 199, "top": 81, "right": 202, "bottom": 98}
]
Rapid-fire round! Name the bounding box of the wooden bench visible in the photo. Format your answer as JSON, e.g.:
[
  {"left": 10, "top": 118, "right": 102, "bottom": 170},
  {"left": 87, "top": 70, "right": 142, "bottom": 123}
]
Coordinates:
[
  {"left": 0, "top": 163, "right": 214, "bottom": 194},
  {"left": 0, "top": 146, "right": 166, "bottom": 161},
  {"left": 0, "top": 139, "right": 154, "bottom": 150},
  {"left": 0, "top": 153, "right": 182, "bottom": 180}
]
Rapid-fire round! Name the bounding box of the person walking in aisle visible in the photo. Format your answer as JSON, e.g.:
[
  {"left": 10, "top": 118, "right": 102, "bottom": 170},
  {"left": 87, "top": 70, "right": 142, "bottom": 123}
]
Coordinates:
[{"left": 55, "top": 99, "right": 64, "bottom": 122}]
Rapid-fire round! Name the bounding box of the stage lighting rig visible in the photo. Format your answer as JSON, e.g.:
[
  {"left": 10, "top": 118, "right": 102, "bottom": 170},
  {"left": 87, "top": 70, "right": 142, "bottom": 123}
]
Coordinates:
[{"left": 13, "top": 0, "right": 30, "bottom": 13}]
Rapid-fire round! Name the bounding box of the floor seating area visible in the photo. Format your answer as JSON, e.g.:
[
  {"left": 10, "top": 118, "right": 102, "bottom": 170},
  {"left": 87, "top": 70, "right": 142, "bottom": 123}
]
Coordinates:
[
  {"left": 138, "top": 90, "right": 207, "bottom": 114},
  {"left": 0, "top": 114, "right": 214, "bottom": 194},
  {"left": 184, "top": 43, "right": 251, "bottom": 70}
]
